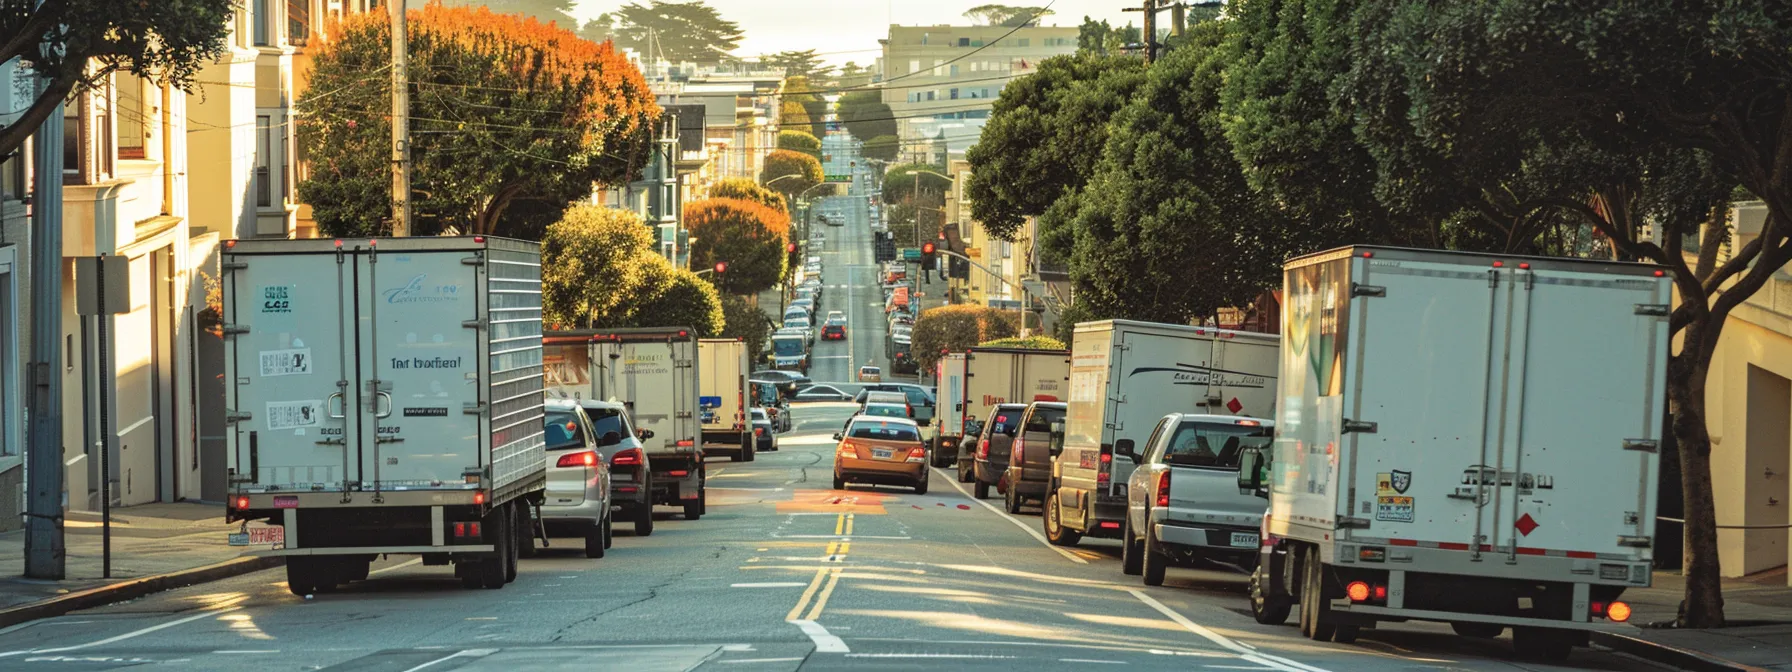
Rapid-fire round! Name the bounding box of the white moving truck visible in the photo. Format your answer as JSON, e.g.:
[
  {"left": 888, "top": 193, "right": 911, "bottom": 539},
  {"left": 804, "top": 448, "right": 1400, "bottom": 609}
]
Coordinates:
[
  {"left": 223, "top": 237, "right": 547, "bottom": 594},
  {"left": 933, "top": 352, "right": 967, "bottom": 468},
  {"left": 952, "top": 347, "right": 1070, "bottom": 476},
  {"left": 699, "top": 338, "right": 753, "bottom": 462},
  {"left": 1243, "top": 246, "right": 1668, "bottom": 660},
  {"left": 1046, "top": 320, "right": 1278, "bottom": 545},
  {"left": 544, "top": 327, "right": 708, "bottom": 520}
]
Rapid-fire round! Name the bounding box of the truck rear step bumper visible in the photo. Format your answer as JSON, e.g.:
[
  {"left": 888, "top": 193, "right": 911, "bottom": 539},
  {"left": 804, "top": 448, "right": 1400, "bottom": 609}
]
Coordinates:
[
  {"left": 1333, "top": 603, "right": 1623, "bottom": 632},
  {"left": 248, "top": 544, "right": 494, "bottom": 556}
]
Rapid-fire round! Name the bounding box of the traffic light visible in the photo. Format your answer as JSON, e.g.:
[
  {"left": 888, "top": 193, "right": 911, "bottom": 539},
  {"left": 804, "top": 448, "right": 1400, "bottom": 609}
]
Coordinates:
[
  {"left": 714, "top": 262, "right": 728, "bottom": 274},
  {"left": 786, "top": 242, "right": 797, "bottom": 254},
  {"left": 921, "top": 242, "right": 937, "bottom": 271}
]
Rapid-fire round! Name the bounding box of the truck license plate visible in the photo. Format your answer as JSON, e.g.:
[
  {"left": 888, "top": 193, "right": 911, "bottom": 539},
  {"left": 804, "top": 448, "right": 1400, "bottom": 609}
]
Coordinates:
[
  {"left": 1230, "top": 532, "right": 1259, "bottom": 548},
  {"left": 229, "top": 526, "right": 286, "bottom": 546},
  {"left": 872, "top": 448, "right": 893, "bottom": 459}
]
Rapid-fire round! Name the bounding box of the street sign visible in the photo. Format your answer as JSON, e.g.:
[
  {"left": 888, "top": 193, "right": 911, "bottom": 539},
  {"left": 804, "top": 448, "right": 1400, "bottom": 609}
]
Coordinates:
[
  {"left": 902, "top": 248, "right": 921, "bottom": 262},
  {"left": 74, "top": 255, "right": 130, "bottom": 316}
]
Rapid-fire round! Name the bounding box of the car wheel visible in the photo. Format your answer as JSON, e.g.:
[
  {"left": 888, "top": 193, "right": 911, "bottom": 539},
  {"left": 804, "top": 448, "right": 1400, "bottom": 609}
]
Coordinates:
[
  {"left": 634, "top": 502, "right": 655, "bottom": 537},
  {"left": 1299, "top": 546, "right": 1337, "bottom": 641},
  {"left": 1044, "top": 491, "right": 1082, "bottom": 547},
  {"left": 1250, "top": 562, "right": 1293, "bottom": 625},
  {"left": 1142, "top": 522, "right": 1168, "bottom": 586},
  {"left": 1121, "top": 518, "right": 1144, "bottom": 576},
  {"left": 914, "top": 473, "right": 928, "bottom": 495},
  {"left": 602, "top": 511, "right": 614, "bottom": 549},
  {"left": 585, "top": 519, "right": 606, "bottom": 558},
  {"left": 833, "top": 473, "right": 846, "bottom": 490},
  {"left": 974, "top": 481, "right": 990, "bottom": 499}
]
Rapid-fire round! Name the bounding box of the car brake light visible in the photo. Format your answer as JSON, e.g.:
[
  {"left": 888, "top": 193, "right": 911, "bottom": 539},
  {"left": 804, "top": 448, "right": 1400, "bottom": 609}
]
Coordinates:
[
  {"left": 1347, "top": 581, "right": 1371, "bottom": 602},
  {"left": 755, "top": 427, "right": 765, "bottom": 436},
  {"left": 556, "top": 451, "right": 598, "bottom": 468},
  {"left": 1156, "top": 471, "right": 1170, "bottom": 507},
  {"left": 1373, "top": 584, "right": 1388, "bottom": 601},
  {"left": 1011, "top": 437, "right": 1024, "bottom": 465},
  {"left": 611, "top": 447, "right": 643, "bottom": 466},
  {"left": 978, "top": 438, "right": 990, "bottom": 459},
  {"left": 1236, "top": 419, "right": 1261, "bottom": 426},
  {"left": 668, "top": 470, "right": 689, "bottom": 477}
]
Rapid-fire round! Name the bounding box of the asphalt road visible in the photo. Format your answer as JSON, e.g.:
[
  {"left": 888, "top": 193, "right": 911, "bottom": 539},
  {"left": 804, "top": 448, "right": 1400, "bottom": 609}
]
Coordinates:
[{"left": 806, "top": 133, "right": 883, "bottom": 387}]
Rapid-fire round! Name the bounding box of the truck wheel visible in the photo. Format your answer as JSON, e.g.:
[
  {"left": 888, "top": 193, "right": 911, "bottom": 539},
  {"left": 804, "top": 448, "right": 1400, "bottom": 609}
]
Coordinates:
[
  {"left": 744, "top": 440, "right": 756, "bottom": 462},
  {"left": 1513, "top": 627, "right": 1573, "bottom": 661},
  {"left": 478, "top": 511, "right": 510, "bottom": 589},
  {"left": 517, "top": 504, "right": 538, "bottom": 559},
  {"left": 1298, "top": 546, "right": 1337, "bottom": 641},
  {"left": 285, "top": 557, "right": 326, "bottom": 596},
  {"left": 1142, "top": 523, "right": 1168, "bottom": 587},
  {"left": 1249, "top": 563, "right": 1292, "bottom": 625},
  {"left": 1452, "top": 622, "right": 1503, "bottom": 638},
  {"left": 1044, "top": 491, "right": 1083, "bottom": 547},
  {"left": 684, "top": 494, "right": 703, "bottom": 520},
  {"left": 345, "top": 557, "right": 372, "bottom": 583},
  {"left": 585, "top": 520, "right": 607, "bottom": 559},
  {"left": 504, "top": 512, "right": 520, "bottom": 584},
  {"left": 974, "top": 481, "right": 990, "bottom": 499},
  {"left": 1121, "top": 519, "right": 1144, "bottom": 576}
]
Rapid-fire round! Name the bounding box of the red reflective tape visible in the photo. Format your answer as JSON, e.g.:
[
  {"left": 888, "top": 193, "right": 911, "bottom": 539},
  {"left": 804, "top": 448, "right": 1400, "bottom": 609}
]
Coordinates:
[
  {"left": 1566, "top": 551, "right": 1598, "bottom": 559},
  {"left": 1437, "top": 542, "right": 1470, "bottom": 551},
  {"left": 1388, "top": 538, "right": 1418, "bottom": 547},
  {"left": 1515, "top": 547, "right": 1547, "bottom": 556}
]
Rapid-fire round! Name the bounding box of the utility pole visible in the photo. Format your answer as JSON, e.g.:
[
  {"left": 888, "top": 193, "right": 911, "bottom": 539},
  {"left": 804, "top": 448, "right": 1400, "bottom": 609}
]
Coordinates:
[
  {"left": 25, "top": 76, "right": 67, "bottom": 579},
  {"left": 390, "top": 0, "right": 412, "bottom": 236}
]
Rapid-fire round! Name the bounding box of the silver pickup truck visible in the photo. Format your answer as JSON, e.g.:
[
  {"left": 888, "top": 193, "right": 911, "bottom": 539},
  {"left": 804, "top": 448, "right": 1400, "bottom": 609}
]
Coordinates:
[{"left": 1119, "top": 413, "right": 1275, "bottom": 586}]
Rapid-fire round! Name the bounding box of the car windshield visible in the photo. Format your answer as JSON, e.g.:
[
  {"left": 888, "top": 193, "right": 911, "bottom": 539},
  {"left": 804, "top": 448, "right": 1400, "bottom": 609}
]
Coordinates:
[
  {"left": 543, "top": 410, "right": 584, "bottom": 450},
  {"left": 1162, "top": 421, "right": 1275, "bottom": 469},
  {"left": 773, "top": 337, "right": 804, "bottom": 356},
  {"left": 848, "top": 421, "right": 920, "bottom": 442}
]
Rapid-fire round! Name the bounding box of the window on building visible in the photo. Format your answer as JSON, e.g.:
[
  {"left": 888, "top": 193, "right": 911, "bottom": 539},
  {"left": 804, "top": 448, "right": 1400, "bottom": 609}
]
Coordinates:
[
  {"left": 280, "top": 116, "right": 291, "bottom": 201},
  {"left": 1018, "top": 38, "right": 1030, "bottom": 47},
  {"left": 255, "top": 115, "right": 272, "bottom": 207},
  {"left": 288, "top": 0, "right": 310, "bottom": 45},
  {"left": 117, "top": 76, "right": 147, "bottom": 160},
  {"left": 957, "top": 37, "right": 970, "bottom": 47},
  {"left": 96, "top": 109, "right": 111, "bottom": 176},
  {"left": 949, "top": 88, "right": 959, "bottom": 100},
  {"left": 909, "top": 59, "right": 920, "bottom": 74},
  {"left": 253, "top": 0, "right": 271, "bottom": 46},
  {"left": 926, "top": 91, "right": 936, "bottom": 101},
  {"left": 62, "top": 108, "right": 79, "bottom": 175},
  {"left": 949, "top": 64, "right": 959, "bottom": 77},
  {"left": 1, "top": 153, "right": 25, "bottom": 201}
]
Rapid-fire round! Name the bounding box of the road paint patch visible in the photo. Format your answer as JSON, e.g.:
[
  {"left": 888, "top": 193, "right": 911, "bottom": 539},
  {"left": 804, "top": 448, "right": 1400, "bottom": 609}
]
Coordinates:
[
  {"left": 401, "top": 648, "right": 498, "bottom": 672},
  {"left": 1059, "top": 659, "right": 1126, "bottom": 665},
  {"left": 732, "top": 582, "right": 808, "bottom": 588},
  {"left": 931, "top": 466, "right": 1087, "bottom": 564},
  {"left": 1128, "top": 589, "right": 1330, "bottom": 672},
  {"left": 789, "top": 619, "right": 849, "bottom": 653},
  {"left": 370, "top": 558, "right": 422, "bottom": 576}
]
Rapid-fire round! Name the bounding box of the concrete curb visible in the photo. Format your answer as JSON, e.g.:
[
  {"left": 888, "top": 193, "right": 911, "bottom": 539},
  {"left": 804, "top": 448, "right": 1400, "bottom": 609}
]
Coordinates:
[
  {"left": 0, "top": 556, "right": 283, "bottom": 630},
  {"left": 1590, "top": 630, "right": 1767, "bottom": 672}
]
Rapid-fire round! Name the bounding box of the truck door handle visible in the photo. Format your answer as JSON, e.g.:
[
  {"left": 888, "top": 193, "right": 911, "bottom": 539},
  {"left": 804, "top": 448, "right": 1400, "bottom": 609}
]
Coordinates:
[
  {"left": 375, "top": 392, "right": 394, "bottom": 418},
  {"left": 326, "top": 391, "right": 346, "bottom": 419}
]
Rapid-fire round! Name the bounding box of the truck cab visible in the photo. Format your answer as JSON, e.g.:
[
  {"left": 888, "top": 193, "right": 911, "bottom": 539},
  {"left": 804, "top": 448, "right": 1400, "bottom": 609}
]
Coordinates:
[{"left": 1119, "top": 414, "right": 1273, "bottom": 585}]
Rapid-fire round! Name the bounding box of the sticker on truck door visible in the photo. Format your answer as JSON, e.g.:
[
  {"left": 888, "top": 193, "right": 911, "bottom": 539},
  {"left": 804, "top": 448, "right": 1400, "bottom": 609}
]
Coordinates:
[
  {"left": 259, "top": 348, "right": 313, "bottom": 377},
  {"left": 266, "top": 400, "right": 324, "bottom": 430},
  {"left": 1375, "top": 496, "right": 1415, "bottom": 522}
]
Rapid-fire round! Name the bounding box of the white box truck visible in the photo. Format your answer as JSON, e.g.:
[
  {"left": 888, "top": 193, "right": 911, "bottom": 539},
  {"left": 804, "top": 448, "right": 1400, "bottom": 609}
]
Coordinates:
[
  {"left": 544, "top": 327, "right": 708, "bottom": 520},
  {"left": 933, "top": 352, "right": 968, "bottom": 467},
  {"left": 1243, "top": 246, "right": 1669, "bottom": 660},
  {"left": 1047, "top": 320, "right": 1278, "bottom": 545},
  {"left": 952, "top": 347, "right": 1070, "bottom": 477},
  {"left": 222, "top": 237, "right": 546, "bottom": 594},
  {"left": 699, "top": 338, "right": 754, "bottom": 462}
]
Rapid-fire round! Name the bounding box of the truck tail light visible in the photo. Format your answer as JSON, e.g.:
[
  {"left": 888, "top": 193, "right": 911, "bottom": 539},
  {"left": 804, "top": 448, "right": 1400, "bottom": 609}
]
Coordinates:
[
  {"left": 557, "top": 451, "right": 598, "bottom": 468},
  {"left": 234, "top": 496, "right": 250, "bottom": 510},
  {"left": 611, "top": 447, "right": 644, "bottom": 467},
  {"left": 1608, "top": 601, "right": 1631, "bottom": 622},
  {"left": 1098, "top": 445, "right": 1114, "bottom": 485},
  {"left": 1011, "top": 437, "right": 1024, "bottom": 465},
  {"left": 977, "top": 438, "right": 990, "bottom": 459},
  {"left": 453, "top": 521, "right": 482, "bottom": 539},
  {"left": 755, "top": 427, "right": 765, "bottom": 436},
  {"left": 675, "top": 439, "right": 694, "bottom": 447},
  {"left": 1347, "top": 581, "right": 1371, "bottom": 602},
  {"left": 667, "top": 470, "right": 689, "bottom": 477},
  {"left": 1156, "top": 471, "right": 1170, "bottom": 507},
  {"left": 473, "top": 491, "right": 486, "bottom": 505}
]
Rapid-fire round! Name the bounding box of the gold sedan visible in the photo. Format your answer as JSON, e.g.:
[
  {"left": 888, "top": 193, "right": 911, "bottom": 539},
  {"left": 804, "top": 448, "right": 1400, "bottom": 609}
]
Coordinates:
[{"left": 832, "top": 417, "right": 928, "bottom": 494}]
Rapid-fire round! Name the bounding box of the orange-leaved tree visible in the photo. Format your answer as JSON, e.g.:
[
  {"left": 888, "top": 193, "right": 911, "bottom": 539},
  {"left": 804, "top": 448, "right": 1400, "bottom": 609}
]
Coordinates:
[
  {"left": 300, "top": 2, "right": 660, "bottom": 238},
  {"left": 685, "top": 198, "right": 791, "bottom": 295}
]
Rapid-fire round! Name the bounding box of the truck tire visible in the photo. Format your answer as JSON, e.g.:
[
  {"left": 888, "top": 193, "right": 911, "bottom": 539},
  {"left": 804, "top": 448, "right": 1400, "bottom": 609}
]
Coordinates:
[
  {"left": 1121, "top": 519, "right": 1145, "bottom": 576},
  {"left": 1298, "top": 546, "right": 1337, "bottom": 642},
  {"left": 476, "top": 511, "right": 510, "bottom": 590},
  {"left": 974, "top": 481, "right": 990, "bottom": 499},
  {"left": 504, "top": 509, "right": 520, "bottom": 584},
  {"left": 1044, "top": 491, "right": 1083, "bottom": 547},
  {"left": 1142, "top": 523, "right": 1168, "bottom": 587},
  {"left": 1452, "top": 622, "right": 1503, "bottom": 638},
  {"left": 603, "top": 511, "right": 614, "bottom": 549},
  {"left": 1513, "top": 627, "right": 1573, "bottom": 661},
  {"left": 684, "top": 490, "right": 703, "bottom": 520},
  {"left": 744, "top": 440, "right": 756, "bottom": 462},
  {"left": 285, "top": 557, "right": 327, "bottom": 596},
  {"left": 345, "top": 557, "right": 372, "bottom": 583},
  {"left": 1250, "top": 563, "right": 1292, "bottom": 625}
]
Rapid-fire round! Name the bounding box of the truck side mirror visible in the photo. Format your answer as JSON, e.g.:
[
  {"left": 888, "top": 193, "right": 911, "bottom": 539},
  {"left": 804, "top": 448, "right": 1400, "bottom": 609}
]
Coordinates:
[
  {"left": 1115, "top": 438, "right": 1136, "bottom": 463},
  {"left": 1238, "top": 448, "right": 1267, "bottom": 497}
]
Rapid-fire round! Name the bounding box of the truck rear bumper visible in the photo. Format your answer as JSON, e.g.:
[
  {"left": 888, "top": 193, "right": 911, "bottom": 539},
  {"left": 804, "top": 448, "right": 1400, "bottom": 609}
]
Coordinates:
[
  {"left": 1332, "top": 603, "right": 1624, "bottom": 633},
  {"left": 1155, "top": 521, "right": 1259, "bottom": 555},
  {"left": 247, "top": 544, "right": 493, "bottom": 557}
]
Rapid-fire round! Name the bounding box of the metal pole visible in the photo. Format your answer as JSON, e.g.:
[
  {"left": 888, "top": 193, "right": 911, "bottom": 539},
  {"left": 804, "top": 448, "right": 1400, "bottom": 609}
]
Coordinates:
[
  {"left": 389, "top": 0, "right": 412, "bottom": 236},
  {"left": 96, "top": 256, "right": 109, "bottom": 578},
  {"left": 25, "top": 89, "right": 67, "bottom": 580}
]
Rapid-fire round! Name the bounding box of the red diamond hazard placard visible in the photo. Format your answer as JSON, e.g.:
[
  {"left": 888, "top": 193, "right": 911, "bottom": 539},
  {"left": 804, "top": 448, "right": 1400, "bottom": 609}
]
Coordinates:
[
  {"left": 1226, "top": 397, "right": 1243, "bottom": 414},
  {"left": 1515, "top": 513, "right": 1540, "bottom": 536}
]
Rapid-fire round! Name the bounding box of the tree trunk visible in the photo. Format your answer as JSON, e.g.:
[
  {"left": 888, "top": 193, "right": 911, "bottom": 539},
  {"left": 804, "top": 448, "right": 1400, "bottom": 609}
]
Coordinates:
[{"left": 1669, "top": 327, "right": 1726, "bottom": 628}]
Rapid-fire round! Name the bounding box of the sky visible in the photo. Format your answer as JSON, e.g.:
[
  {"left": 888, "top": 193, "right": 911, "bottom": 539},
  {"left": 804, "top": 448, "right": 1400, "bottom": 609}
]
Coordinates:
[{"left": 569, "top": 1, "right": 1140, "bottom": 66}]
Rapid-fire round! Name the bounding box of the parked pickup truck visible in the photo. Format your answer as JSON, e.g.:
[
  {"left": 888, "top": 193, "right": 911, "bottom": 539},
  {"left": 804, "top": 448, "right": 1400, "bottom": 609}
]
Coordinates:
[{"left": 1120, "top": 413, "right": 1274, "bottom": 586}]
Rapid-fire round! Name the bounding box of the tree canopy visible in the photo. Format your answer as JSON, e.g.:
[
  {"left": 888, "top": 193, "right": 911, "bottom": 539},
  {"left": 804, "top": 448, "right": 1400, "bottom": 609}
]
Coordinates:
[
  {"left": 882, "top": 163, "right": 953, "bottom": 206},
  {"left": 777, "top": 130, "right": 822, "bottom": 160},
  {"left": 0, "top": 0, "right": 234, "bottom": 159},
  {"left": 707, "top": 178, "right": 788, "bottom": 215},
  {"left": 979, "top": 335, "right": 1065, "bottom": 350},
  {"left": 299, "top": 4, "right": 660, "bottom": 238},
  {"left": 1075, "top": 17, "right": 1140, "bottom": 55},
  {"left": 685, "top": 198, "right": 791, "bottom": 295},
  {"left": 861, "top": 135, "right": 900, "bottom": 163},
  {"left": 436, "top": 0, "right": 576, "bottom": 28},
  {"left": 763, "top": 50, "right": 831, "bottom": 80},
  {"left": 839, "top": 91, "right": 897, "bottom": 147},
  {"left": 610, "top": 1, "right": 743, "bottom": 64},
  {"left": 541, "top": 204, "right": 721, "bottom": 335},
  {"left": 718, "top": 294, "right": 775, "bottom": 363},
  {"left": 963, "top": 5, "right": 1054, "bottom": 27},
  {"left": 760, "top": 149, "right": 824, "bottom": 199},
  {"left": 911, "top": 305, "right": 1019, "bottom": 372}
]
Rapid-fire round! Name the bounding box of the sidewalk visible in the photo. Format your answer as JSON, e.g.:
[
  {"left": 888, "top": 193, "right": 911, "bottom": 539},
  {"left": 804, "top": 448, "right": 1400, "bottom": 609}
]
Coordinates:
[
  {"left": 0, "top": 502, "right": 276, "bottom": 624},
  {"left": 1592, "top": 569, "right": 1792, "bottom": 671}
]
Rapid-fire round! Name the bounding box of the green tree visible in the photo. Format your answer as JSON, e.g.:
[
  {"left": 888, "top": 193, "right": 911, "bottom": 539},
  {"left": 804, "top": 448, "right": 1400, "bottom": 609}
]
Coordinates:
[
  {"left": 910, "top": 305, "right": 1019, "bottom": 372},
  {"left": 965, "top": 53, "right": 1147, "bottom": 241},
  {"left": 882, "top": 162, "right": 952, "bottom": 207},
  {"left": 861, "top": 135, "right": 900, "bottom": 163},
  {"left": 0, "top": 0, "right": 234, "bottom": 158},
  {"left": 718, "top": 294, "right": 775, "bottom": 361},
  {"left": 299, "top": 4, "right": 660, "bottom": 237},
  {"left": 434, "top": 0, "right": 576, "bottom": 27},
  {"left": 839, "top": 94, "right": 897, "bottom": 146},
  {"left": 764, "top": 50, "right": 830, "bottom": 80},
  {"left": 579, "top": 12, "right": 617, "bottom": 43},
  {"left": 778, "top": 130, "right": 822, "bottom": 160},
  {"left": 685, "top": 198, "right": 790, "bottom": 295},
  {"left": 760, "top": 149, "right": 824, "bottom": 201},
  {"left": 782, "top": 76, "right": 828, "bottom": 138},
  {"left": 979, "top": 335, "right": 1065, "bottom": 350},
  {"left": 708, "top": 178, "right": 788, "bottom": 215},
  {"left": 541, "top": 205, "right": 656, "bottom": 328},
  {"left": 963, "top": 4, "right": 1054, "bottom": 27},
  {"left": 611, "top": 1, "right": 743, "bottom": 64},
  {"left": 609, "top": 253, "right": 725, "bottom": 335}
]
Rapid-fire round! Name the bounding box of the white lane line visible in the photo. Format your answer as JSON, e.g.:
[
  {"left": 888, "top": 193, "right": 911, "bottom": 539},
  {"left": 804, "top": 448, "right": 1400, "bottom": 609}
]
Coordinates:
[
  {"left": 731, "top": 582, "right": 808, "bottom": 588},
  {"left": 814, "top": 355, "right": 853, "bottom": 360},
  {"left": 1059, "top": 659, "right": 1126, "bottom": 665},
  {"left": 789, "top": 619, "right": 849, "bottom": 653},
  {"left": 214, "top": 650, "right": 281, "bottom": 654},
  {"left": 369, "top": 558, "right": 422, "bottom": 576},
  {"left": 845, "top": 653, "right": 1017, "bottom": 659},
  {"left": 1127, "top": 589, "right": 1330, "bottom": 672},
  {"left": 0, "top": 606, "right": 242, "bottom": 658},
  {"left": 719, "top": 658, "right": 808, "bottom": 664},
  {"left": 401, "top": 648, "right": 497, "bottom": 672},
  {"left": 931, "top": 467, "right": 1087, "bottom": 565}
]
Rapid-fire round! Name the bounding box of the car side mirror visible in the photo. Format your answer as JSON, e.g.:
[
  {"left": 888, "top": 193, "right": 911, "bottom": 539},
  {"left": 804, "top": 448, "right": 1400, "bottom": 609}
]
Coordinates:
[
  {"left": 1115, "top": 438, "right": 1137, "bottom": 464},
  {"left": 1238, "top": 448, "right": 1267, "bottom": 497},
  {"left": 833, "top": 432, "right": 843, "bottom": 441},
  {"left": 600, "top": 431, "right": 622, "bottom": 447},
  {"left": 637, "top": 429, "right": 654, "bottom": 440}
]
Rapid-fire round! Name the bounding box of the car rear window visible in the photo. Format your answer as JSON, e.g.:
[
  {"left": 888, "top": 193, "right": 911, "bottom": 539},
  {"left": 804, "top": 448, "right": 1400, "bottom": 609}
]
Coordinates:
[
  {"left": 987, "top": 410, "right": 1022, "bottom": 437},
  {"left": 1162, "top": 421, "right": 1273, "bottom": 469},
  {"left": 1024, "top": 406, "right": 1065, "bottom": 434},
  {"left": 863, "top": 404, "right": 907, "bottom": 418},
  {"left": 849, "top": 421, "right": 920, "bottom": 442},
  {"left": 544, "top": 411, "right": 584, "bottom": 450},
  {"left": 579, "top": 406, "right": 627, "bottom": 439}
]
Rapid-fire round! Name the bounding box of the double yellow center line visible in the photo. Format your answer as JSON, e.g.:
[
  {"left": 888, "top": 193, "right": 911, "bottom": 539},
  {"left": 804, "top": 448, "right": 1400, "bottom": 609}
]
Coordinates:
[{"left": 787, "top": 512, "right": 852, "bottom": 621}]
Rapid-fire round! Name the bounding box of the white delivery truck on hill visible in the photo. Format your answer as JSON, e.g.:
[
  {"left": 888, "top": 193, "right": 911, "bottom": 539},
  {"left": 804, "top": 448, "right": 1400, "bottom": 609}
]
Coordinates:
[
  {"left": 1242, "top": 246, "right": 1669, "bottom": 660},
  {"left": 223, "top": 236, "right": 547, "bottom": 594},
  {"left": 952, "top": 346, "right": 1070, "bottom": 473},
  {"left": 932, "top": 352, "right": 968, "bottom": 467},
  {"left": 1046, "top": 320, "right": 1278, "bottom": 545},
  {"left": 543, "top": 327, "right": 708, "bottom": 520},
  {"left": 699, "top": 338, "right": 754, "bottom": 462}
]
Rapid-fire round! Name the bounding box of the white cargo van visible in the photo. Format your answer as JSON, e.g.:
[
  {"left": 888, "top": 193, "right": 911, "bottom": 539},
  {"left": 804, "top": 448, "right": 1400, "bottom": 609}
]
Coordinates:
[
  {"left": 699, "top": 338, "right": 753, "bottom": 462},
  {"left": 1245, "top": 246, "right": 1668, "bottom": 660},
  {"left": 1047, "top": 319, "right": 1279, "bottom": 546},
  {"left": 222, "top": 237, "right": 546, "bottom": 594},
  {"left": 952, "top": 347, "right": 1070, "bottom": 476}
]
